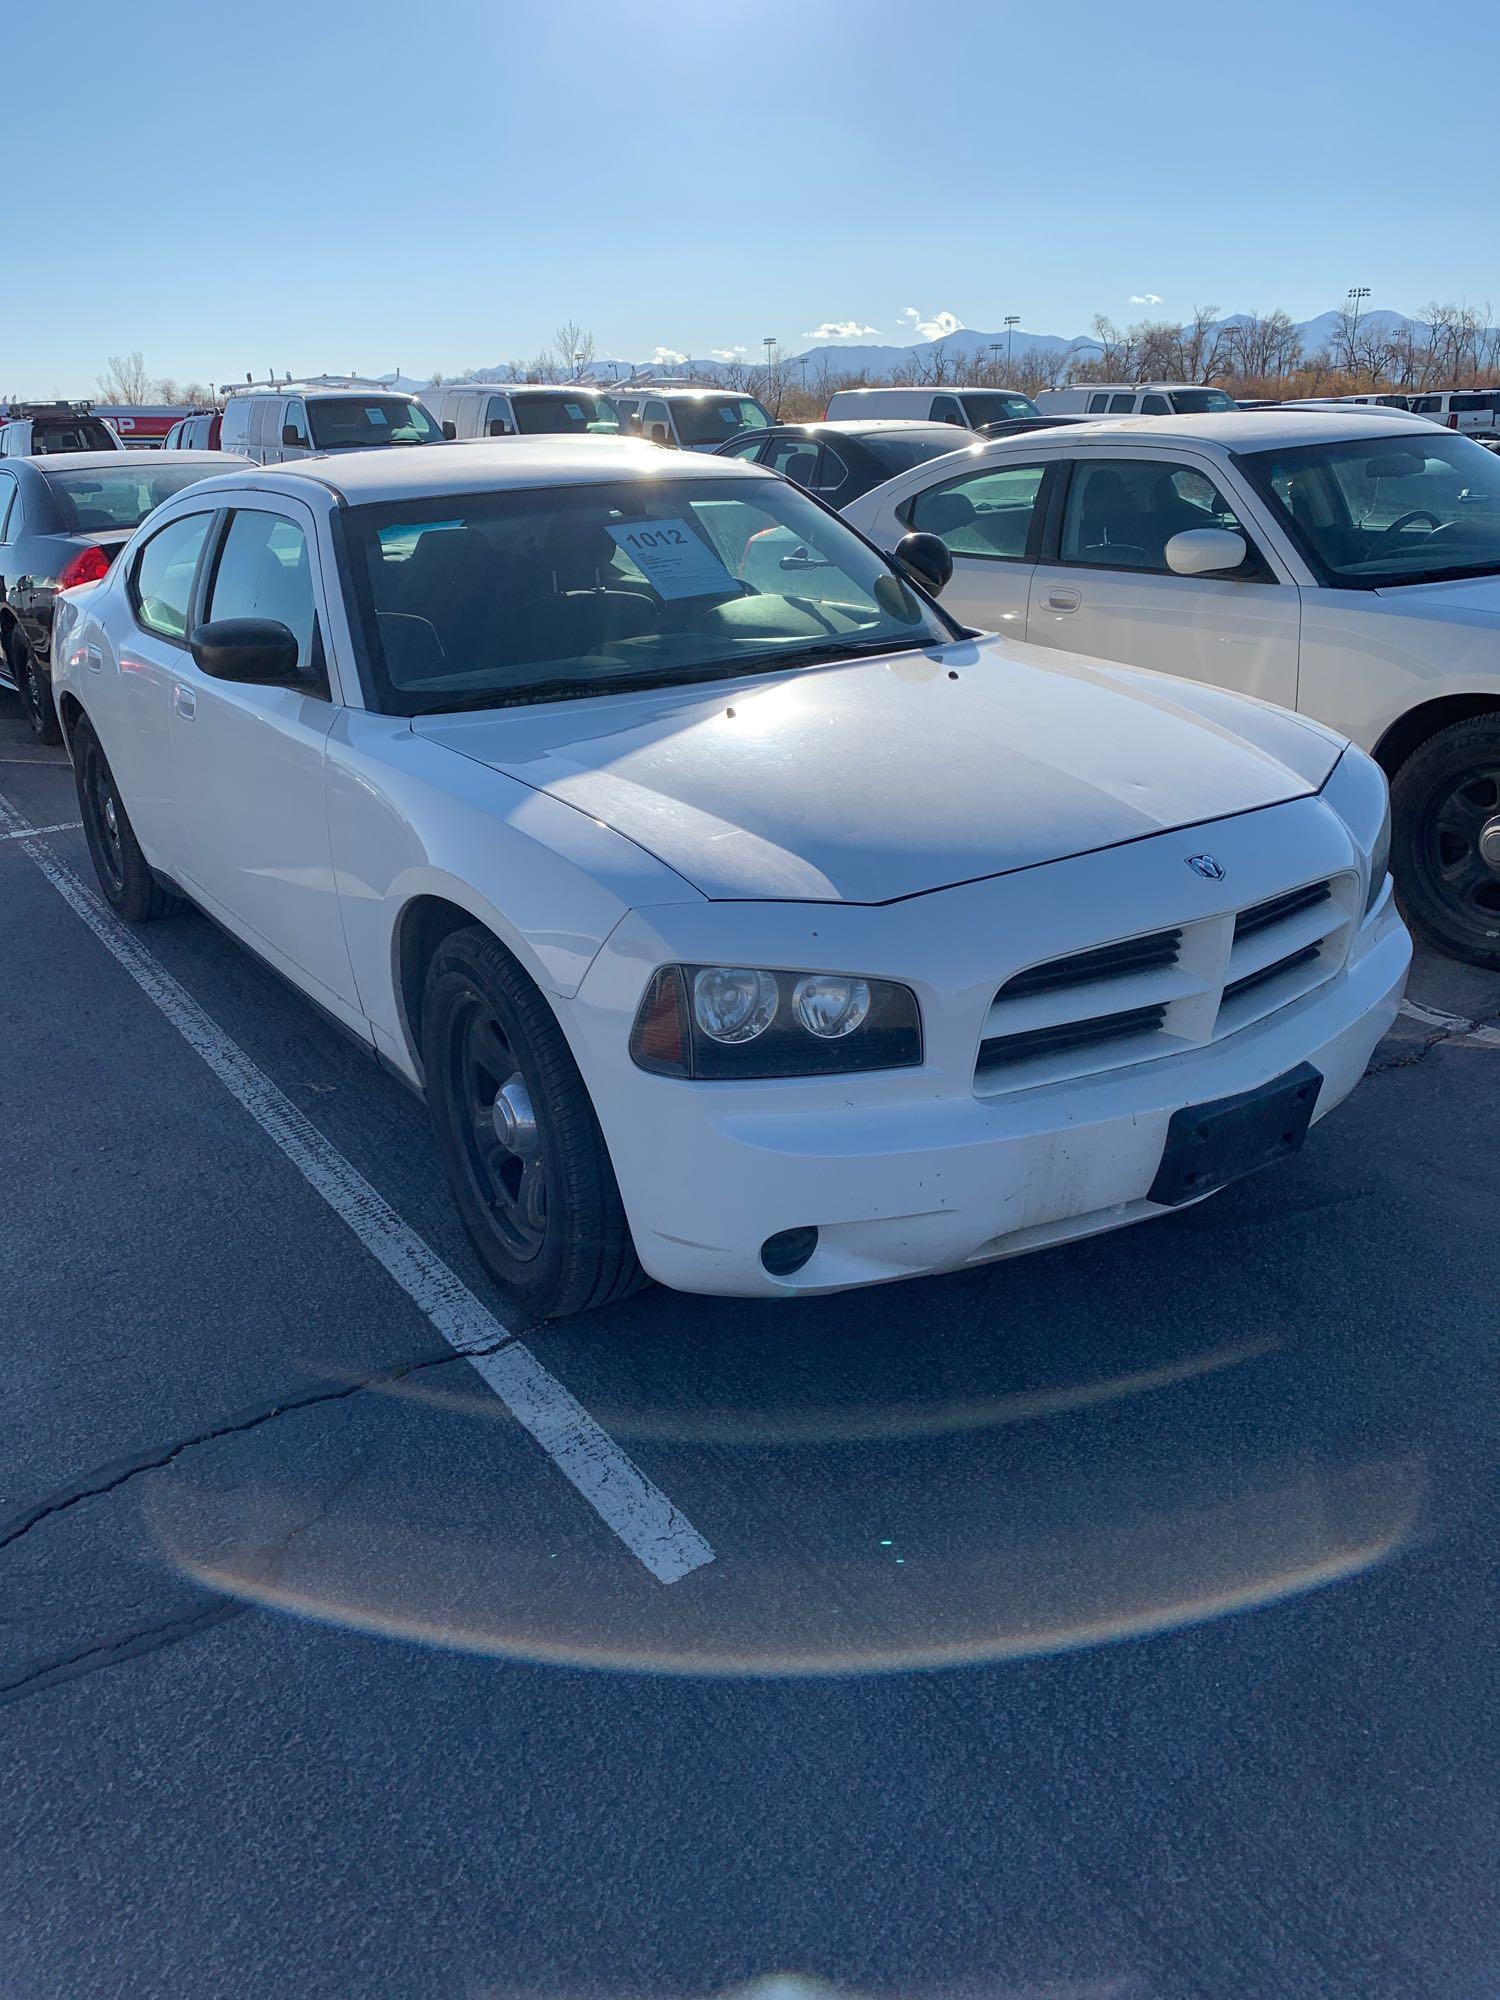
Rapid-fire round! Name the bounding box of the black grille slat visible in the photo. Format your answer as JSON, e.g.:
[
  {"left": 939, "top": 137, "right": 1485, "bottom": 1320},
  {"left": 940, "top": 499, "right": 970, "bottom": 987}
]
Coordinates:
[
  {"left": 1001, "top": 928, "right": 1182, "bottom": 1000},
  {"left": 1233, "top": 881, "right": 1330, "bottom": 942},
  {"left": 977, "top": 1002, "right": 1169, "bottom": 1073},
  {"left": 1222, "top": 943, "right": 1321, "bottom": 1005}
]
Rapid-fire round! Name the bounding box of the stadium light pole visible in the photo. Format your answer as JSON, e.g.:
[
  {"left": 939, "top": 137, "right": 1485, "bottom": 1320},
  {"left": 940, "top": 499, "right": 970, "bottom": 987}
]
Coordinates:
[
  {"left": 1346, "top": 286, "right": 1371, "bottom": 369},
  {"left": 1005, "top": 315, "right": 1021, "bottom": 374}
]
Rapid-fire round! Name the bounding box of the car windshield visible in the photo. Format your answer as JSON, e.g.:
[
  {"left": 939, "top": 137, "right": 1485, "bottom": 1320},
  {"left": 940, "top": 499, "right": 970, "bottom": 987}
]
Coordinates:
[
  {"left": 959, "top": 392, "right": 1041, "bottom": 424},
  {"left": 42, "top": 464, "right": 217, "bottom": 532},
  {"left": 1242, "top": 431, "right": 1500, "bottom": 587},
  {"left": 307, "top": 397, "right": 442, "bottom": 449},
  {"left": 1172, "top": 389, "right": 1238, "bottom": 413},
  {"left": 511, "top": 394, "right": 621, "bottom": 437},
  {"left": 671, "top": 397, "right": 773, "bottom": 446},
  {"left": 347, "top": 472, "right": 956, "bottom": 716},
  {"left": 862, "top": 430, "right": 975, "bottom": 473}
]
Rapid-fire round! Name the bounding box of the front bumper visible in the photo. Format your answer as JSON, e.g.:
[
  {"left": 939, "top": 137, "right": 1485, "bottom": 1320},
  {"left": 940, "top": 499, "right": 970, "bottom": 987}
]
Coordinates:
[{"left": 566, "top": 881, "right": 1409, "bottom": 1300}]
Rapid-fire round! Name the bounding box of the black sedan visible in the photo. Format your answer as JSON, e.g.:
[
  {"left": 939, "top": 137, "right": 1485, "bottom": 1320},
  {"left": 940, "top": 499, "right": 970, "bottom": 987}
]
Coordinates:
[
  {"left": 0, "top": 451, "right": 229, "bottom": 741},
  {"left": 715, "top": 419, "right": 974, "bottom": 510}
]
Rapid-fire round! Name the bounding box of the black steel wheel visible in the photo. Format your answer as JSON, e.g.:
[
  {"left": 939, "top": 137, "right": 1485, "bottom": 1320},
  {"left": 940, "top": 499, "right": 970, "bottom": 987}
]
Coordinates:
[
  {"left": 11, "top": 633, "right": 61, "bottom": 745},
  {"left": 1391, "top": 714, "right": 1500, "bottom": 967},
  {"left": 421, "top": 925, "right": 644, "bottom": 1318},
  {"left": 72, "top": 717, "right": 182, "bottom": 923}
]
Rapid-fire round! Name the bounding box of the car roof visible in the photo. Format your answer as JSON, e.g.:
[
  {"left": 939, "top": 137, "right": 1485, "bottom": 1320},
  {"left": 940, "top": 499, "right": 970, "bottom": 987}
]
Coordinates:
[
  {"left": 972, "top": 410, "right": 1432, "bottom": 451},
  {"left": 20, "top": 449, "right": 230, "bottom": 472},
  {"left": 767, "top": 419, "right": 967, "bottom": 435},
  {"left": 621, "top": 386, "right": 758, "bottom": 401},
  {"left": 176, "top": 437, "right": 777, "bottom": 505}
]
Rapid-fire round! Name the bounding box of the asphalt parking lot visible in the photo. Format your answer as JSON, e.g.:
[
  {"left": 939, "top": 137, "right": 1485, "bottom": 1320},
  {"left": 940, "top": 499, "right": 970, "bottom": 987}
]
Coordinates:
[{"left": 2, "top": 692, "right": 1498, "bottom": 2000}]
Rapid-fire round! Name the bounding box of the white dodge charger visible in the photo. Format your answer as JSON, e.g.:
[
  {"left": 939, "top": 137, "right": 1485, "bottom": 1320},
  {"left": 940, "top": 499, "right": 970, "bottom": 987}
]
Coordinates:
[{"left": 50, "top": 439, "right": 1409, "bottom": 1317}]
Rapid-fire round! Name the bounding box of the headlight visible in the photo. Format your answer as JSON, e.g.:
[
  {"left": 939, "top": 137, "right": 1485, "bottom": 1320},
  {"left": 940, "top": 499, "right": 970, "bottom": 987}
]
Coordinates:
[
  {"left": 1322, "top": 745, "right": 1392, "bottom": 922},
  {"left": 1365, "top": 794, "right": 1391, "bottom": 918},
  {"left": 631, "top": 965, "right": 922, "bottom": 1078}
]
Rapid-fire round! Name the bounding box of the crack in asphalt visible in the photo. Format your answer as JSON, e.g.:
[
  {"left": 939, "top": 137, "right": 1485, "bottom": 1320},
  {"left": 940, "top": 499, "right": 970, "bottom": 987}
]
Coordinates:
[
  {"left": 1366, "top": 1000, "right": 1500, "bottom": 1075},
  {"left": 0, "top": 1334, "right": 518, "bottom": 1558},
  {"left": 0, "top": 1457, "right": 372, "bottom": 1708}
]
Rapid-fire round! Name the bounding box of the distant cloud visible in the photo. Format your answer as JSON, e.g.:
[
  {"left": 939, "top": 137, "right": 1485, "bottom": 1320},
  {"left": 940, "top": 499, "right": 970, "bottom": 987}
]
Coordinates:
[
  {"left": 651, "top": 345, "right": 688, "bottom": 365},
  {"left": 1130, "top": 292, "right": 1164, "bottom": 306},
  {"left": 710, "top": 344, "right": 749, "bottom": 361},
  {"left": 899, "top": 306, "right": 964, "bottom": 341},
  {"left": 804, "top": 319, "right": 880, "bottom": 340}
]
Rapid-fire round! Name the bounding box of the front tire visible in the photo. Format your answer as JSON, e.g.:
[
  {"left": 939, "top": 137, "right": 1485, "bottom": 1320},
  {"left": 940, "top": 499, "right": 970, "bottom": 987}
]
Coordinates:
[
  {"left": 11, "top": 633, "right": 61, "bottom": 745},
  {"left": 72, "top": 718, "right": 183, "bottom": 923},
  {"left": 421, "top": 925, "right": 644, "bottom": 1318},
  {"left": 1390, "top": 714, "right": 1500, "bottom": 968}
]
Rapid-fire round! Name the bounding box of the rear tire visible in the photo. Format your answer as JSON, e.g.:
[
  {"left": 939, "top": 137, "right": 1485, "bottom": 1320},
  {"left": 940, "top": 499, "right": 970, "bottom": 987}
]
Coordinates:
[
  {"left": 11, "top": 633, "right": 61, "bottom": 745},
  {"left": 1390, "top": 713, "right": 1500, "bottom": 968},
  {"left": 72, "top": 717, "right": 183, "bottom": 923},
  {"left": 421, "top": 925, "right": 645, "bottom": 1319}
]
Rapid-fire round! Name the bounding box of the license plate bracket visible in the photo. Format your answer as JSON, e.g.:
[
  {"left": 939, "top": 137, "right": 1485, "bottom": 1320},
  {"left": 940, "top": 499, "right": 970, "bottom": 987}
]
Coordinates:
[{"left": 1149, "top": 1062, "right": 1323, "bottom": 1208}]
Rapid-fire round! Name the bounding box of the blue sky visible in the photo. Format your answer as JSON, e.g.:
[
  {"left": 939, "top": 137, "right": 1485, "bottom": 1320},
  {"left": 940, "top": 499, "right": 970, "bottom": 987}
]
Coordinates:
[{"left": 9, "top": 0, "right": 1500, "bottom": 394}]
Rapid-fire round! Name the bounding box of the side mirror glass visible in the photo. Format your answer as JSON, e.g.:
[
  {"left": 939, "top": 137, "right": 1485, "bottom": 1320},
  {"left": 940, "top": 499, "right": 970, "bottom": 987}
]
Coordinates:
[
  {"left": 891, "top": 530, "right": 954, "bottom": 597},
  {"left": 441, "top": 419, "right": 457, "bottom": 440},
  {"left": 486, "top": 419, "right": 512, "bottom": 437},
  {"left": 1164, "top": 527, "right": 1248, "bottom": 577},
  {"left": 190, "top": 618, "right": 299, "bottom": 684}
]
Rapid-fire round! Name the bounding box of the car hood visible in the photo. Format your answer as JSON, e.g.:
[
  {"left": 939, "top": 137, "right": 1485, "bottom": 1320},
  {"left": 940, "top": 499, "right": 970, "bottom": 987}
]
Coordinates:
[
  {"left": 412, "top": 636, "right": 1343, "bottom": 904},
  {"left": 1375, "top": 571, "right": 1500, "bottom": 619}
]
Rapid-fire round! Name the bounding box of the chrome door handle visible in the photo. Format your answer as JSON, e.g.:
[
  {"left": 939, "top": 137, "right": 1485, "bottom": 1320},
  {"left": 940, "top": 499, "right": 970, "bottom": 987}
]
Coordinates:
[
  {"left": 174, "top": 684, "right": 197, "bottom": 720},
  {"left": 1046, "top": 588, "right": 1081, "bottom": 612}
]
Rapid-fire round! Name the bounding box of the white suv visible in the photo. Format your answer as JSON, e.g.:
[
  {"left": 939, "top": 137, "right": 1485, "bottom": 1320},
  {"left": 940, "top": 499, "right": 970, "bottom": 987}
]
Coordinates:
[
  {"left": 218, "top": 380, "right": 443, "bottom": 462},
  {"left": 50, "top": 439, "right": 1406, "bottom": 1316},
  {"left": 844, "top": 409, "right": 1500, "bottom": 965}
]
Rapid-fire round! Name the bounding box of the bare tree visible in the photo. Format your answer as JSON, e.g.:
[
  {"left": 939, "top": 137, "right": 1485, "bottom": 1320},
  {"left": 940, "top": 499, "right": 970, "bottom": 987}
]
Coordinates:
[
  {"left": 748, "top": 340, "right": 794, "bottom": 418},
  {"left": 553, "top": 321, "right": 597, "bottom": 380},
  {"left": 97, "top": 350, "right": 152, "bottom": 403}
]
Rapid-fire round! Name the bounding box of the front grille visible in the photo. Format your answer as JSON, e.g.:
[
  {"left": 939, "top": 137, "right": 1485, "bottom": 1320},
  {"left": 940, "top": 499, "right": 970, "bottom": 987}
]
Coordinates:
[
  {"left": 973, "top": 872, "right": 1356, "bottom": 1096},
  {"left": 1001, "top": 928, "right": 1182, "bottom": 999},
  {"left": 1233, "top": 881, "right": 1331, "bottom": 942},
  {"left": 977, "top": 1002, "right": 1169, "bottom": 1074},
  {"left": 1222, "top": 942, "right": 1321, "bottom": 1005}
]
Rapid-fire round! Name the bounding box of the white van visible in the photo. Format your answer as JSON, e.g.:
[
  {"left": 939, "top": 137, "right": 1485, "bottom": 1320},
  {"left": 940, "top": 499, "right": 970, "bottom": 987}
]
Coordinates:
[
  {"left": 824, "top": 386, "right": 1041, "bottom": 428},
  {"left": 1037, "top": 382, "right": 1239, "bottom": 417},
  {"left": 218, "top": 379, "right": 444, "bottom": 464},
  {"left": 1406, "top": 389, "right": 1500, "bottom": 436},
  {"left": 429, "top": 382, "right": 623, "bottom": 440},
  {"left": 607, "top": 386, "right": 773, "bottom": 451}
]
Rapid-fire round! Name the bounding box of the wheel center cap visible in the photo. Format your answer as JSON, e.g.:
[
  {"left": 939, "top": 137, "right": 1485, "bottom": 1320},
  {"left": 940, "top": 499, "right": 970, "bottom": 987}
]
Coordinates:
[
  {"left": 491, "top": 1073, "right": 539, "bottom": 1157},
  {"left": 1480, "top": 815, "right": 1500, "bottom": 874},
  {"left": 103, "top": 796, "right": 118, "bottom": 838}
]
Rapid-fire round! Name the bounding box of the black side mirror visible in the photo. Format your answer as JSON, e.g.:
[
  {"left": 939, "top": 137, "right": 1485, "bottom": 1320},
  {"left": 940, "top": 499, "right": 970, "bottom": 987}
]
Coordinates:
[
  {"left": 892, "top": 531, "right": 953, "bottom": 597},
  {"left": 486, "top": 419, "right": 511, "bottom": 437},
  {"left": 190, "top": 618, "right": 299, "bottom": 684},
  {"left": 441, "top": 419, "right": 457, "bottom": 439},
  {"left": 281, "top": 423, "right": 305, "bottom": 448}
]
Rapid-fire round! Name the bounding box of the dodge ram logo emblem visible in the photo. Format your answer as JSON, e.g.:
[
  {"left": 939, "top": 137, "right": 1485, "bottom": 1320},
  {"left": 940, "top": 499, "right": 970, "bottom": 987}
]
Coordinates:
[{"left": 1186, "top": 853, "right": 1226, "bottom": 881}]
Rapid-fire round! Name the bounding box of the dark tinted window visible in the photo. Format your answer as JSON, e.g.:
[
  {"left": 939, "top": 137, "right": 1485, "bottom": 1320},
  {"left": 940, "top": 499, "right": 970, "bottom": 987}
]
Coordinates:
[
  {"left": 762, "top": 434, "right": 822, "bottom": 486},
  {"left": 1060, "top": 457, "right": 1248, "bottom": 572},
  {"left": 862, "top": 431, "right": 975, "bottom": 474},
  {"left": 307, "top": 397, "right": 441, "bottom": 448},
  {"left": 43, "top": 465, "right": 220, "bottom": 532},
  {"left": 483, "top": 397, "right": 514, "bottom": 437},
  {"left": 1141, "top": 394, "right": 1171, "bottom": 415},
  {"left": 34, "top": 417, "right": 117, "bottom": 453},
  {"left": 1088, "top": 394, "right": 1113, "bottom": 413},
  {"left": 131, "top": 511, "right": 213, "bottom": 641},
  {"left": 1170, "top": 389, "right": 1237, "bottom": 413},
  {"left": 510, "top": 394, "right": 620, "bottom": 436},
  {"left": 671, "top": 398, "right": 772, "bottom": 447},
  {"left": 207, "top": 510, "right": 319, "bottom": 674},
  {"left": 930, "top": 396, "right": 966, "bottom": 427},
  {"left": 958, "top": 392, "right": 1042, "bottom": 424},
  {"left": 1109, "top": 394, "right": 1135, "bottom": 413},
  {"left": 0, "top": 476, "right": 16, "bottom": 540}
]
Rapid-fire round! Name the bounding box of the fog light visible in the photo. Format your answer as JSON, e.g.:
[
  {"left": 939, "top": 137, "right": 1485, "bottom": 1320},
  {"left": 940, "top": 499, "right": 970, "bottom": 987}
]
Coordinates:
[{"left": 760, "top": 1225, "right": 819, "bottom": 1277}]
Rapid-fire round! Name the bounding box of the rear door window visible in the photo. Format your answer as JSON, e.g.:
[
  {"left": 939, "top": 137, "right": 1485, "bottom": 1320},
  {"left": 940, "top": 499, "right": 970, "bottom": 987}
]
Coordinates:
[
  {"left": 908, "top": 462, "right": 1051, "bottom": 561},
  {"left": 131, "top": 511, "right": 214, "bottom": 643}
]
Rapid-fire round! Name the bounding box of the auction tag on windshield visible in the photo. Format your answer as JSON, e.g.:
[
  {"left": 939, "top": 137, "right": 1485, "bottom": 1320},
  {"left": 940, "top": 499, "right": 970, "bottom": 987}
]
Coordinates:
[
  {"left": 608, "top": 518, "right": 734, "bottom": 599},
  {"left": 366, "top": 406, "right": 389, "bottom": 424}
]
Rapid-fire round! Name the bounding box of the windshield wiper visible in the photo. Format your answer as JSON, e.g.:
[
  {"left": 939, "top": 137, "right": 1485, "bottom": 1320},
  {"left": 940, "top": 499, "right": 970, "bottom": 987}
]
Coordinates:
[{"left": 410, "top": 640, "right": 941, "bottom": 718}]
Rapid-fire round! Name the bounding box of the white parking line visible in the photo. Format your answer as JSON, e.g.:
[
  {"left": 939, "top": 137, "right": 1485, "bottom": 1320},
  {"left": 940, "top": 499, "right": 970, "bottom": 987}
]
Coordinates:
[
  {"left": 0, "top": 820, "right": 81, "bottom": 840},
  {"left": 0, "top": 787, "right": 714, "bottom": 1586},
  {"left": 1398, "top": 996, "right": 1500, "bottom": 1049}
]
